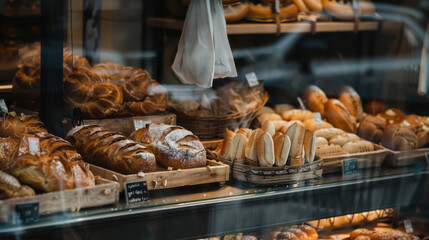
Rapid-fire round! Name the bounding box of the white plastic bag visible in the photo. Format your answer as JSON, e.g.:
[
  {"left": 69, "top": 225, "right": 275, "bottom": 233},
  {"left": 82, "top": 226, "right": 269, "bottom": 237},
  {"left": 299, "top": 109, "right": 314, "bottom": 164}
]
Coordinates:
[{"left": 172, "top": 0, "right": 237, "bottom": 88}]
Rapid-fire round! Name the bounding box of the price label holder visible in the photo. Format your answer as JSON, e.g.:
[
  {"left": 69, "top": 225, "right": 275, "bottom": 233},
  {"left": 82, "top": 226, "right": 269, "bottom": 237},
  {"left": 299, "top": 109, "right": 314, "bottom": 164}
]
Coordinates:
[
  {"left": 313, "top": 112, "right": 323, "bottom": 125},
  {"left": 245, "top": 72, "right": 259, "bottom": 87},
  {"left": 28, "top": 137, "right": 40, "bottom": 155},
  {"left": 15, "top": 202, "right": 39, "bottom": 224},
  {"left": 133, "top": 120, "right": 152, "bottom": 131},
  {"left": 342, "top": 158, "right": 359, "bottom": 176},
  {"left": 0, "top": 99, "right": 8, "bottom": 113},
  {"left": 297, "top": 97, "right": 306, "bottom": 110},
  {"left": 124, "top": 181, "right": 149, "bottom": 205},
  {"left": 404, "top": 219, "right": 413, "bottom": 233}
]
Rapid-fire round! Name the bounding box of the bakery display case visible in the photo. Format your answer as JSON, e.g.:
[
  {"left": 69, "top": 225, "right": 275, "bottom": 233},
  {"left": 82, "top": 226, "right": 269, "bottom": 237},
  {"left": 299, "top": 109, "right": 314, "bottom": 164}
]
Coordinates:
[{"left": 1, "top": 0, "right": 429, "bottom": 239}]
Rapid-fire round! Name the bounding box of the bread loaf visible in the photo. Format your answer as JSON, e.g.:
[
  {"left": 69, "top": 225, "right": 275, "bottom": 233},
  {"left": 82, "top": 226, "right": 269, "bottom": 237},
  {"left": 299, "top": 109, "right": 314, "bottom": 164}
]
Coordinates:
[
  {"left": 381, "top": 124, "right": 418, "bottom": 151},
  {"left": 258, "top": 113, "right": 282, "bottom": 124},
  {"left": 257, "top": 132, "right": 275, "bottom": 167},
  {"left": 67, "top": 125, "right": 157, "bottom": 174},
  {"left": 274, "top": 104, "right": 294, "bottom": 115},
  {"left": 273, "top": 132, "right": 291, "bottom": 166},
  {"left": 0, "top": 171, "right": 35, "bottom": 199},
  {"left": 299, "top": 225, "right": 318, "bottom": 240},
  {"left": 342, "top": 140, "right": 374, "bottom": 154},
  {"left": 325, "top": 99, "right": 356, "bottom": 133},
  {"left": 229, "top": 133, "right": 248, "bottom": 162},
  {"left": 315, "top": 137, "right": 328, "bottom": 146},
  {"left": 303, "top": 118, "right": 334, "bottom": 132},
  {"left": 338, "top": 86, "right": 363, "bottom": 120},
  {"left": 303, "top": 130, "right": 316, "bottom": 163},
  {"left": 279, "top": 121, "right": 305, "bottom": 134},
  {"left": 134, "top": 124, "right": 206, "bottom": 169},
  {"left": 123, "top": 80, "right": 168, "bottom": 116},
  {"left": 329, "top": 133, "right": 360, "bottom": 147},
  {"left": 276, "top": 232, "right": 299, "bottom": 240},
  {"left": 0, "top": 137, "right": 20, "bottom": 172},
  {"left": 304, "top": 85, "right": 328, "bottom": 117},
  {"left": 245, "top": 129, "right": 264, "bottom": 166},
  {"left": 0, "top": 113, "right": 47, "bottom": 138}
]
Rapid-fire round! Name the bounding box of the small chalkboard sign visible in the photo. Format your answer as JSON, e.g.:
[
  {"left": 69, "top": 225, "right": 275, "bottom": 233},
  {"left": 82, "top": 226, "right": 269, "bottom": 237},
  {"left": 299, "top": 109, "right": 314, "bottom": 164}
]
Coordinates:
[
  {"left": 15, "top": 202, "right": 39, "bottom": 224},
  {"left": 342, "top": 158, "right": 359, "bottom": 176},
  {"left": 124, "top": 181, "right": 149, "bottom": 204},
  {"left": 0, "top": 99, "right": 8, "bottom": 113}
]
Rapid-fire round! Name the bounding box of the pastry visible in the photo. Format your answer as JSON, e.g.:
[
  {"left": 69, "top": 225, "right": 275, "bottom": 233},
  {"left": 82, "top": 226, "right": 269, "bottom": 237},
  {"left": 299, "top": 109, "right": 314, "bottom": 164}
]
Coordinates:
[
  {"left": 338, "top": 86, "right": 363, "bottom": 120},
  {"left": 122, "top": 80, "right": 168, "bottom": 116},
  {"left": 358, "top": 115, "right": 386, "bottom": 144},
  {"left": 304, "top": 85, "right": 328, "bottom": 117},
  {"left": 377, "top": 108, "right": 405, "bottom": 124},
  {"left": 342, "top": 140, "right": 374, "bottom": 153},
  {"left": 247, "top": 1, "right": 298, "bottom": 22},
  {"left": 325, "top": 99, "right": 357, "bottom": 133}
]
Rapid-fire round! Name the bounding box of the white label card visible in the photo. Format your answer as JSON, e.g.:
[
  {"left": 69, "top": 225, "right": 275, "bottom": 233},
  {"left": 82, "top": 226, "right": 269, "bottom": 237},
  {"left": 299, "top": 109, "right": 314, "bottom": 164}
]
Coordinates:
[
  {"left": 0, "top": 99, "right": 8, "bottom": 113},
  {"left": 134, "top": 120, "right": 152, "bottom": 131},
  {"left": 404, "top": 219, "right": 413, "bottom": 233},
  {"left": 28, "top": 137, "right": 40, "bottom": 155},
  {"left": 245, "top": 72, "right": 259, "bottom": 87},
  {"left": 333, "top": 236, "right": 342, "bottom": 240},
  {"left": 313, "top": 112, "right": 323, "bottom": 125}
]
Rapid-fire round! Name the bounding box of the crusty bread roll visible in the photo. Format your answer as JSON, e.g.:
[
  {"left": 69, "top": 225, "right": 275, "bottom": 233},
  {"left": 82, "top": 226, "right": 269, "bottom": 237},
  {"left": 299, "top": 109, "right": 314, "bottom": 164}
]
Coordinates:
[
  {"left": 274, "top": 104, "right": 294, "bottom": 115},
  {"left": 273, "top": 132, "right": 291, "bottom": 166},
  {"left": 303, "top": 0, "right": 323, "bottom": 12},
  {"left": 276, "top": 232, "right": 300, "bottom": 240},
  {"left": 0, "top": 137, "right": 20, "bottom": 172},
  {"left": 229, "top": 133, "right": 248, "bottom": 162},
  {"left": 325, "top": 99, "right": 357, "bottom": 133},
  {"left": 314, "top": 128, "right": 344, "bottom": 140},
  {"left": 237, "top": 128, "right": 252, "bottom": 138},
  {"left": 339, "top": 86, "right": 363, "bottom": 120},
  {"left": 316, "top": 144, "right": 345, "bottom": 156},
  {"left": 304, "top": 85, "right": 328, "bottom": 117},
  {"left": 342, "top": 140, "right": 374, "bottom": 154},
  {"left": 269, "top": 120, "right": 289, "bottom": 132},
  {"left": 0, "top": 171, "right": 35, "bottom": 199},
  {"left": 381, "top": 124, "right": 418, "bottom": 151},
  {"left": 329, "top": 133, "right": 360, "bottom": 147},
  {"left": 357, "top": 115, "right": 386, "bottom": 144},
  {"left": 245, "top": 129, "right": 264, "bottom": 166},
  {"left": 303, "top": 130, "right": 316, "bottom": 163},
  {"left": 282, "top": 109, "right": 314, "bottom": 122},
  {"left": 220, "top": 129, "right": 236, "bottom": 160},
  {"left": 262, "top": 120, "right": 276, "bottom": 136},
  {"left": 256, "top": 106, "right": 275, "bottom": 117},
  {"left": 134, "top": 124, "right": 206, "bottom": 169},
  {"left": 303, "top": 118, "right": 334, "bottom": 132},
  {"left": 315, "top": 137, "right": 328, "bottom": 146},
  {"left": 258, "top": 113, "right": 283, "bottom": 124},
  {"left": 350, "top": 229, "right": 373, "bottom": 240},
  {"left": 299, "top": 225, "right": 318, "bottom": 240},
  {"left": 279, "top": 120, "right": 305, "bottom": 134},
  {"left": 257, "top": 132, "right": 275, "bottom": 167},
  {"left": 285, "top": 122, "right": 306, "bottom": 165}
]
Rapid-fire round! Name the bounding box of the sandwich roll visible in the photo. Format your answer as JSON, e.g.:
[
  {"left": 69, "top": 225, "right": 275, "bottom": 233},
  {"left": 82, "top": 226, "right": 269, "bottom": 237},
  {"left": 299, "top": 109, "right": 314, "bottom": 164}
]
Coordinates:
[
  {"left": 290, "top": 148, "right": 305, "bottom": 166},
  {"left": 257, "top": 113, "right": 282, "bottom": 125},
  {"left": 325, "top": 99, "right": 357, "bottom": 133},
  {"left": 237, "top": 128, "right": 252, "bottom": 138},
  {"left": 274, "top": 104, "right": 294, "bottom": 115},
  {"left": 245, "top": 129, "right": 264, "bottom": 166},
  {"left": 270, "top": 120, "right": 289, "bottom": 132},
  {"left": 316, "top": 144, "right": 345, "bottom": 156},
  {"left": 314, "top": 128, "right": 344, "bottom": 140},
  {"left": 285, "top": 122, "right": 306, "bottom": 160},
  {"left": 273, "top": 132, "right": 291, "bottom": 166},
  {"left": 303, "top": 118, "right": 334, "bottom": 132},
  {"left": 339, "top": 86, "right": 363, "bottom": 120},
  {"left": 220, "top": 129, "right": 236, "bottom": 159},
  {"left": 329, "top": 133, "right": 360, "bottom": 147},
  {"left": 304, "top": 85, "right": 328, "bottom": 117},
  {"left": 256, "top": 106, "right": 275, "bottom": 117},
  {"left": 342, "top": 140, "right": 374, "bottom": 154},
  {"left": 279, "top": 120, "right": 305, "bottom": 134},
  {"left": 229, "top": 133, "right": 249, "bottom": 162},
  {"left": 262, "top": 120, "right": 276, "bottom": 136},
  {"left": 316, "top": 136, "right": 328, "bottom": 146},
  {"left": 303, "top": 130, "right": 316, "bottom": 163},
  {"left": 257, "top": 132, "right": 275, "bottom": 167}
]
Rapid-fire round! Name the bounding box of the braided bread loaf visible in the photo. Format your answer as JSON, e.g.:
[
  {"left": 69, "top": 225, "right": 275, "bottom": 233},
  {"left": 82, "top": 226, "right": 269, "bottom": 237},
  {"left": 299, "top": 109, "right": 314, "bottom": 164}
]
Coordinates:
[
  {"left": 66, "top": 125, "right": 157, "bottom": 174},
  {"left": 0, "top": 113, "right": 47, "bottom": 137},
  {"left": 63, "top": 50, "right": 91, "bottom": 72},
  {"left": 134, "top": 124, "right": 206, "bottom": 169},
  {"left": 123, "top": 80, "right": 168, "bottom": 116},
  {"left": 63, "top": 70, "right": 124, "bottom": 118}
]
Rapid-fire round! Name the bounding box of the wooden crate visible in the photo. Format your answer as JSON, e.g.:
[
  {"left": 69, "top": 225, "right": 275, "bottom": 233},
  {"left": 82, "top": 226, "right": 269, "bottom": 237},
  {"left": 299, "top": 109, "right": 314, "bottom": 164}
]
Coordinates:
[
  {"left": 89, "top": 160, "right": 230, "bottom": 192},
  {"left": 385, "top": 147, "right": 429, "bottom": 167},
  {"left": 321, "top": 144, "right": 390, "bottom": 174},
  {"left": 63, "top": 113, "right": 176, "bottom": 136},
  {"left": 0, "top": 178, "right": 119, "bottom": 223}
]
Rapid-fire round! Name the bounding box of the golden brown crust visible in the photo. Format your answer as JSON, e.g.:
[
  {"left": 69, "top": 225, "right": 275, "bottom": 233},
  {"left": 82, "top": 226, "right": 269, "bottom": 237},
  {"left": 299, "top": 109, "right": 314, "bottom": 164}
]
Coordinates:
[
  {"left": 220, "top": 129, "right": 236, "bottom": 159},
  {"left": 350, "top": 229, "right": 373, "bottom": 240},
  {"left": 224, "top": 2, "right": 250, "bottom": 23},
  {"left": 247, "top": 2, "right": 298, "bottom": 22},
  {"left": 282, "top": 109, "right": 314, "bottom": 122},
  {"left": 303, "top": 118, "right": 334, "bottom": 132},
  {"left": 381, "top": 124, "right": 418, "bottom": 151},
  {"left": 257, "top": 131, "right": 275, "bottom": 167},
  {"left": 325, "top": 99, "right": 357, "bottom": 133},
  {"left": 245, "top": 129, "right": 264, "bottom": 166},
  {"left": 123, "top": 80, "right": 168, "bottom": 116},
  {"left": 314, "top": 128, "right": 344, "bottom": 140},
  {"left": 339, "top": 86, "right": 363, "bottom": 120},
  {"left": 358, "top": 115, "right": 386, "bottom": 144},
  {"left": 0, "top": 137, "right": 20, "bottom": 172},
  {"left": 304, "top": 85, "right": 328, "bottom": 117},
  {"left": 316, "top": 144, "right": 345, "bottom": 156},
  {"left": 342, "top": 140, "right": 374, "bottom": 154},
  {"left": 303, "top": 0, "right": 323, "bottom": 12},
  {"left": 299, "top": 225, "right": 318, "bottom": 240}
]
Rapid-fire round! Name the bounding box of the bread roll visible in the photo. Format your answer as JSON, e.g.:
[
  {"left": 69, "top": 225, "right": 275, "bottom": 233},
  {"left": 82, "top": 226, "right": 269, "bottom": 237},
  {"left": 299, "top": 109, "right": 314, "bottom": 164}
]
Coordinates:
[
  {"left": 364, "top": 100, "right": 388, "bottom": 115},
  {"left": 229, "top": 133, "right": 248, "bottom": 162},
  {"left": 237, "top": 128, "right": 252, "bottom": 138},
  {"left": 285, "top": 122, "right": 306, "bottom": 164},
  {"left": 276, "top": 232, "right": 299, "bottom": 240},
  {"left": 315, "top": 137, "right": 328, "bottom": 146},
  {"left": 304, "top": 130, "right": 316, "bottom": 163},
  {"left": 325, "top": 99, "right": 357, "bottom": 133},
  {"left": 358, "top": 115, "right": 386, "bottom": 144},
  {"left": 282, "top": 109, "right": 314, "bottom": 122},
  {"left": 0, "top": 171, "right": 35, "bottom": 199},
  {"left": 274, "top": 104, "right": 294, "bottom": 115},
  {"left": 377, "top": 108, "right": 405, "bottom": 124},
  {"left": 279, "top": 121, "right": 305, "bottom": 134},
  {"left": 257, "top": 132, "right": 275, "bottom": 167},
  {"left": 220, "top": 129, "right": 236, "bottom": 160},
  {"left": 303, "top": 0, "right": 323, "bottom": 12},
  {"left": 314, "top": 128, "right": 344, "bottom": 140},
  {"left": 284, "top": 227, "right": 308, "bottom": 240},
  {"left": 329, "top": 133, "right": 360, "bottom": 147},
  {"left": 270, "top": 120, "right": 289, "bottom": 132},
  {"left": 339, "top": 86, "right": 363, "bottom": 120},
  {"left": 350, "top": 229, "right": 373, "bottom": 240},
  {"left": 417, "top": 130, "right": 429, "bottom": 148},
  {"left": 224, "top": 1, "right": 250, "bottom": 23},
  {"left": 262, "top": 120, "right": 276, "bottom": 136},
  {"left": 304, "top": 85, "right": 328, "bottom": 117},
  {"left": 299, "top": 225, "right": 318, "bottom": 240},
  {"left": 316, "top": 144, "right": 345, "bottom": 156},
  {"left": 273, "top": 132, "right": 291, "bottom": 166},
  {"left": 134, "top": 124, "right": 206, "bottom": 169},
  {"left": 247, "top": 1, "right": 298, "bottom": 22},
  {"left": 245, "top": 129, "right": 264, "bottom": 166},
  {"left": 381, "top": 124, "right": 418, "bottom": 151},
  {"left": 293, "top": 0, "right": 310, "bottom": 13},
  {"left": 256, "top": 106, "right": 275, "bottom": 117},
  {"left": 258, "top": 113, "right": 283, "bottom": 124},
  {"left": 303, "top": 118, "right": 334, "bottom": 132},
  {"left": 342, "top": 140, "right": 374, "bottom": 153}
]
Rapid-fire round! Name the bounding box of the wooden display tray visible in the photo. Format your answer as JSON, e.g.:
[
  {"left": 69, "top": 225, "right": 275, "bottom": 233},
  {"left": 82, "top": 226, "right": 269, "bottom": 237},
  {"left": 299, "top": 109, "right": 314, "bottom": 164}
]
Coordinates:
[
  {"left": 63, "top": 113, "right": 176, "bottom": 136},
  {"left": 0, "top": 178, "right": 119, "bottom": 223},
  {"left": 321, "top": 144, "right": 390, "bottom": 174},
  {"left": 89, "top": 160, "right": 230, "bottom": 192},
  {"left": 385, "top": 147, "right": 429, "bottom": 167},
  {"left": 207, "top": 152, "right": 323, "bottom": 186}
]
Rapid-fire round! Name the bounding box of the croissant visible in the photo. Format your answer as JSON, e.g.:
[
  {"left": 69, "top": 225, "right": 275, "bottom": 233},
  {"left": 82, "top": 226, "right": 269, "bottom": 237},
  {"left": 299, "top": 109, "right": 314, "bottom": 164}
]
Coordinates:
[
  {"left": 66, "top": 125, "right": 157, "bottom": 174},
  {"left": 134, "top": 124, "right": 206, "bottom": 169}
]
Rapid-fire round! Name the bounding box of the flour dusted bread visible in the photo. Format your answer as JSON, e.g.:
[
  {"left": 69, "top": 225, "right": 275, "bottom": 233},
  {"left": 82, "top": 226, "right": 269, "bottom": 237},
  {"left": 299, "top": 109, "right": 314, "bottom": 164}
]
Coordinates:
[
  {"left": 342, "top": 140, "right": 374, "bottom": 154},
  {"left": 134, "top": 124, "right": 206, "bottom": 169},
  {"left": 329, "top": 133, "right": 360, "bottom": 147},
  {"left": 316, "top": 144, "right": 345, "bottom": 156},
  {"left": 314, "top": 128, "right": 344, "bottom": 140},
  {"left": 0, "top": 171, "right": 35, "bottom": 199}
]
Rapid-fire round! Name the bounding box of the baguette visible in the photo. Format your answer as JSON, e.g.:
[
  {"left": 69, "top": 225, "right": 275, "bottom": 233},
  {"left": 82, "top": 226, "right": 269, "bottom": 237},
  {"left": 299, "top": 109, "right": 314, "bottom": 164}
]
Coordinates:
[
  {"left": 257, "top": 132, "right": 275, "bottom": 167},
  {"left": 273, "top": 132, "right": 291, "bottom": 166}
]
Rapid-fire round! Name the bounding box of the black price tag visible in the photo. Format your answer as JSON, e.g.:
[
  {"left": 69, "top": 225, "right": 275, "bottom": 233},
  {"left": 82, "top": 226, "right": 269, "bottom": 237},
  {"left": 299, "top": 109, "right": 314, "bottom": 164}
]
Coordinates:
[
  {"left": 342, "top": 158, "right": 359, "bottom": 176},
  {"left": 0, "top": 99, "right": 8, "bottom": 113},
  {"left": 124, "top": 181, "right": 149, "bottom": 204},
  {"left": 15, "top": 202, "right": 39, "bottom": 224}
]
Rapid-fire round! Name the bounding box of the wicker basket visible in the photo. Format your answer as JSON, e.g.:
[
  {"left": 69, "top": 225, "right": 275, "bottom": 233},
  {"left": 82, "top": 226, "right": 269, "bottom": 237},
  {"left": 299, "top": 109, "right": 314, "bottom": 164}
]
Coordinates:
[{"left": 176, "top": 92, "right": 269, "bottom": 141}]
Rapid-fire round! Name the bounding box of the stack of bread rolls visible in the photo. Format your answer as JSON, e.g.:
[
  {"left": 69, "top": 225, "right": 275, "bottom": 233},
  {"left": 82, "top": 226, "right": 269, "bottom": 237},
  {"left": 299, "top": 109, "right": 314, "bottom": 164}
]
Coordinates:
[
  {"left": 349, "top": 228, "right": 419, "bottom": 240},
  {"left": 214, "top": 120, "right": 317, "bottom": 167},
  {"left": 0, "top": 113, "right": 95, "bottom": 194},
  {"left": 358, "top": 102, "right": 429, "bottom": 151}
]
